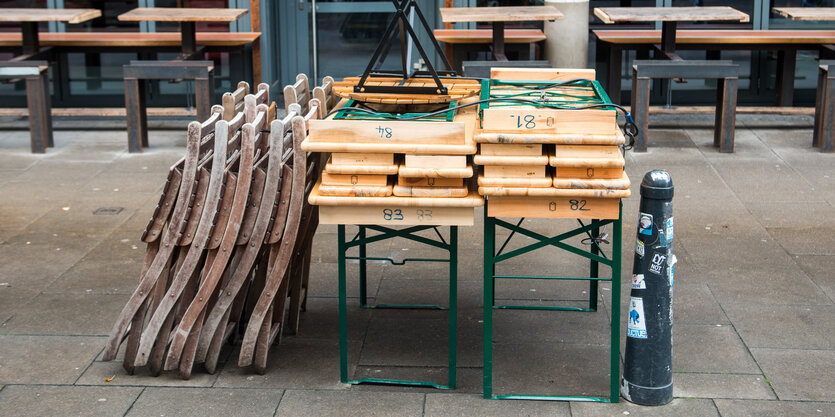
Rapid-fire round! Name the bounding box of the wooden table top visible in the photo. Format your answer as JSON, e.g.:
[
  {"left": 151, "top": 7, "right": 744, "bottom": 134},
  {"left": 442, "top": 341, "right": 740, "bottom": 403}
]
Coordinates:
[
  {"left": 594, "top": 7, "right": 749, "bottom": 24},
  {"left": 773, "top": 7, "right": 835, "bottom": 21},
  {"left": 0, "top": 8, "right": 101, "bottom": 24},
  {"left": 439, "top": 6, "right": 563, "bottom": 23},
  {"left": 118, "top": 7, "right": 247, "bottom": 23}
]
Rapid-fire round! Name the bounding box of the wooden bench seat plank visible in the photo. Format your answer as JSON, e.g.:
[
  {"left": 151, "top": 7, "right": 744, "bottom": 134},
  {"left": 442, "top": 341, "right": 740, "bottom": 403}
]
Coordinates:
[
  {"left": 593, "top": 29, "right": 835, "bottom": 45},
  {"left": 0, "top": 32, "right": 260, "bottom": 48},
  {"left": 434, "top": 29, "right": 546, "bottom": 44}
]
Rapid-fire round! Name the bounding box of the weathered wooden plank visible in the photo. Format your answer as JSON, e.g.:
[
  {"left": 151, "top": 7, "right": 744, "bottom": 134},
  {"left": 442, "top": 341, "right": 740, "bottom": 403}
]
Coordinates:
[
  {"left": 482, "top": 165, "right": 546, "bottom": 178},
  {"left": 488, "top": 196, "right": 621, "bottom": 219},
  {"left": 318, "top": 205, "right": 475, "bottom": 226}
]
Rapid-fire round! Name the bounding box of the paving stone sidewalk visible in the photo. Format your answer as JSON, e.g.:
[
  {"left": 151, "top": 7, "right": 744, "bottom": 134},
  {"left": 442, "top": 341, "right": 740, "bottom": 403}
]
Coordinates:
[{"left": 0, "top": 115, "right": 833, "bottom": 416}]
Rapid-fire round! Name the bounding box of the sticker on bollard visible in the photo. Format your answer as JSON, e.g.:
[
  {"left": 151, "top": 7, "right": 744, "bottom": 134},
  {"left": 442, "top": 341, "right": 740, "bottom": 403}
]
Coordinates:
[{"left": 622, "top": 170, "right": 675, "bottom": 406}]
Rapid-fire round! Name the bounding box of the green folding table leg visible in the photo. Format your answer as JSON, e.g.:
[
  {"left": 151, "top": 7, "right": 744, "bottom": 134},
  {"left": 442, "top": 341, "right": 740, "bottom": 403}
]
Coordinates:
[
  {"left": 337, "top": 224, "right": 458, "bottom": 389},
  {"left": 482, "top": 201, "right": 623, "bottom": 402}
]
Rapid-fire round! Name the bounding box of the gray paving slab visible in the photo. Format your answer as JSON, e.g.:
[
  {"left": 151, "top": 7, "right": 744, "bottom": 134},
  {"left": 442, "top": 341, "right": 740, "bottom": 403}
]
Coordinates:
[
  {"left": 45, "top": 259, "right": 142, "bottom": 295},
  {"left": 0, "top": 335, "right": 103, "bottom": 384},
  {"left": 673, "top": 324, "right": 760, "bottom": 374},
  {"left": 375, "top": 278, "right": 482, "bottom": 310},
  {"left": 673, "top": 373, "right": 775, "bottom": 400},
  {"left": 276, "top": 389, "right": 424, "bottom": 417},
  {"left": 672, "top": 284, "right": 730, "bottom": 325},
  {"left": 745, "top": 201, "right": 835, "bottom": 228},
  {"left": 705, "top": 264, "right": 829, "bottom": 305},
  {"left": 711, "top": 161, "right": 819, "bottom": 203},
  {"left": 768, "top": 226, "right": 835, "bottom": 255},
  {"left": 76, "top": 359, "right": 220, "bottom": 387},
  {"left": 750, "top": 348, "right": 835, "bottom": 401},
  {"left": 0, "top": 286, "right": 39, "bottom": 327},
  {"left": 0, "top": 385, "right": 141, "bottom": 417},
  {"left": 571, "top": 398, "right": 719, "bottom": 417},
  {"left": 723, "top": 303, "right": 835, "bottom": 349},
  {"left": 0, "top": 293, "right": 128, "bottom": 336},
  {"left": 305, "top": 261, "right": 384, "bottom": 300},
  {"left": 491, "top": 308, "right": 611, "bottom": 345},
  {"left": 491, "top": 342, "right": 611, "bottom": 398},
  {"left": 425, "top": 393, "right": 571, "bottom": 416},
  {"left": 360, "top": 316, "right": 481, "bottom": 368},
  {"left": 293, "top": 297, "right": 371, "bottom": 341},
  {"left": 214, "top": 339, "right": 361, "bottom": 390},
  {"left": 687, "top": 127, "right": 775, "bottom": 157},
  {"left": 795, "top": 255, "right": 835, "bottom": 302},
  {"left": 126, "top": 387, "right": 282, "bottom": 417},
  {"left": 714, "top": 399, "right": 835, "bottom": 416}
]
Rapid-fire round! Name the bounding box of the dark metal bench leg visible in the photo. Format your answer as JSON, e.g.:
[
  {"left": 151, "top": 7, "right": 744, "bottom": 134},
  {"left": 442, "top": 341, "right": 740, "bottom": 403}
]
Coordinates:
[
  {"left": 124, "top": 77, "right": 147, "bottom": 153},
  {"left": 775, "top": 50, "right": 797, "bottom": 107},
  {"left": 714, "top": 77, "right": 738, "bottom": 153},
  {"left": 39, "top": 68, "right": 54, "bottom": 148},
  {"left": 25, "top": 72, "right": 51, "bottom": 154},
  {"left": 822, "top": 75, "right": 835, "bottom": 152},
  {"left": 814, "top": 66, "right": 826, "bottom": 149},
  {"left": 631, "top": 73, "right": 650, "bottom": 152},
  {"left": 603, "top": 42, "right": 623, "bottom": 105},
  {"left": 194, "top": 71, "right": 215, "bottom": 122}
]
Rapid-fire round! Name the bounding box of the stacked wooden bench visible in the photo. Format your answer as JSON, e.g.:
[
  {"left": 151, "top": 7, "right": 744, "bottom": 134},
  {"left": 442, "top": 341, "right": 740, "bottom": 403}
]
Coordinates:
[{"left": 594, "top": 29, "right": 835, "bottom": 106}]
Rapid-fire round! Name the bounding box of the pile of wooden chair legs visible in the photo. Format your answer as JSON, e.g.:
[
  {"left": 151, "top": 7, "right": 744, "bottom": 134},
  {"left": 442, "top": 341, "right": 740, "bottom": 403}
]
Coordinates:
[{"left": 103, "top": 75, "right": 336, "bottom": 378}]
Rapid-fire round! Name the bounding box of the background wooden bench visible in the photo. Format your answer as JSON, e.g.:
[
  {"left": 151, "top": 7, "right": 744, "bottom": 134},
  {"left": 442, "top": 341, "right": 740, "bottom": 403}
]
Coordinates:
[
  {"left": 594, "top": 29, "right": 835, "bottom": 106},
  {"left": 434, "top": 28, "right": 546, "bottom": 72}
]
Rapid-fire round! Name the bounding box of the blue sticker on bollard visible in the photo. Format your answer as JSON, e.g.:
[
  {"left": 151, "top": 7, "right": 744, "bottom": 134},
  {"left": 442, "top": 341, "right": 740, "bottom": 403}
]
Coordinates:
[
  {"left": 666, "top": 217, "right": 674, "bottom": 242},
  {"left": 635, "top": 239, "right": 645, "bottom": 257},
  {"left": 627, "top": 297, "right": 648, "bottom": 338},
  {"left": 639, "top": 213, "right": 653, "bottom": 236}
]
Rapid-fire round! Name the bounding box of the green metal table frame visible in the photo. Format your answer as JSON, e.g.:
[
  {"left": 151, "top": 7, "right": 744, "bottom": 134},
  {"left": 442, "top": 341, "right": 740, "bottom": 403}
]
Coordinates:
[
  {"left": 482, "top": 201, "right": 622, "bottom": 402},
  {"left": 337, "top": 224, "right": 458, "bottom": 389}
]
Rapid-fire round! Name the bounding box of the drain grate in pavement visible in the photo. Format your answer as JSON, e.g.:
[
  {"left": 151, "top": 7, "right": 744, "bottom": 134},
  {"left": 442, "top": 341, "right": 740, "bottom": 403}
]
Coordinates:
[{"left": 93, "top": 207, "right": 124, "bottom": 215}]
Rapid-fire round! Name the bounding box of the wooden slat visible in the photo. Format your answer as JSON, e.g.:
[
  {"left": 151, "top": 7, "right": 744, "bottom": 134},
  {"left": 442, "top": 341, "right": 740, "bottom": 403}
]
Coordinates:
[
  {"left": 772, "top": 7, "right": 835, "bottom": 21},
  {"left": 487, "top": 196, "right": 620, "bottom": 219},
  {"left": 482, "top": 165, "right": 546, "bottom": 178},
  {"left": 593, "top": 7, "right": 749, "bottom": 24},
  {"left": 0, "top": 32, "right": 261, "bottom": 48},
  {"left": 403, "top": 155, "right": 467, "bottom": 169},
  {"left": 309, "top": 181, "right": 484, "bottom": 207},
  {"left": 118, "top": 7, "right": 248, "bottom": 22},
  {"left": 318, "top": 205, "right": 475, "bottom": 226},
  {"left": 0, "top": 8, "right": 101, "bottom": 23},
  {"left": 480, "top": 143, "right": 542, "bottom": 156},
  {"left": 593, "top": 29, "right": 835, "bottom": 45},
  {"left": 481, "top": 108, "right": 617, "bottom": 136},
  {"left": 398, "top": 165, "right": 474, "bottom": 179},
  {"left": 550, "top": 145, "right": 625, "bottom": 168},
  {"left": 331, "top": 153, "right": 394, "bottom": 166},
  {"left": 319, "top": 184, "right": 393, "bottom": 197},
  {"left": 477, "top": 174, "right": 552, "bottom": 188},
  {"left": 433, "top": 29, "right": 545, "bottom": 44},
  {"left": 555, "top": 166, "right": 623, "bottom": 179},
  {"left": 396, "top": 176, "right": 463, "bottom": 187},
  {"left": 321, "top": 173, "right": 389, "bottom": 186},
  {"left": 392, "top": 185, "right": 469, "bottom": 198},
  {"left": 490, "top": 67, "right": 596, "bottom": 81},
  {"left": 473, "top": 152, "right": 549, "bottom": 166},
  {"left": 475, "top": 130, "right": 626, "bottom": 145},
  {"left": 479, "top": 186, "right": 630, "bottom": 198},
  {"left": 440, "top": 6, "right": 563, "bottom": 23},
  {"left": 553, "top": 172, "right": 631, "bottom": 190}
]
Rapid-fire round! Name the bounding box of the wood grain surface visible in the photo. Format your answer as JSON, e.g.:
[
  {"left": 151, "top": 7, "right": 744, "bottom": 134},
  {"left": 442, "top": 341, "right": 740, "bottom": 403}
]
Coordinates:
[
  {"left": 0, "top": 8, "right": 101, "bottom": 23},
  {"left": 440, "top": 6, "right": 563, "bottom": 23},
  {"left": 118, "top": 7, "right": 247, "bottom": 22},
  {"left": 594, "top": 6, "right": 749, "bottom": 24}
]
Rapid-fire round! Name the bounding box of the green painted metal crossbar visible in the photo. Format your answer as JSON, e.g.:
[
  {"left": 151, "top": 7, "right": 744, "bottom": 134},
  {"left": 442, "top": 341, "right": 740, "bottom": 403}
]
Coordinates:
[
  {"left": 479, "top": 78, "right": 616, "bottom": 109},
  {"left": 482, "top": 202, "right": 623, "bottom": 402},
  {"left": 337, "top": 224, "right": 458, "bottom": 389}
]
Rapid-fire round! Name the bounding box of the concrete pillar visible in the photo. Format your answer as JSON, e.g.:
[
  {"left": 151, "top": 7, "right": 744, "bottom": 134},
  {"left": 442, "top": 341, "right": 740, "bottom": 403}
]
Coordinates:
[{"left": 544, "top": 0, "right": 589, "bottom": 68}]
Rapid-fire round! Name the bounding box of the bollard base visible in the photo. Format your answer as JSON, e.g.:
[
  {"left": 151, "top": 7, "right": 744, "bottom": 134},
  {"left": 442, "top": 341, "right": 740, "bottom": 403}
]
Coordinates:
[{"left": 621, "top": 379, "right": 673, "bottom": 406}]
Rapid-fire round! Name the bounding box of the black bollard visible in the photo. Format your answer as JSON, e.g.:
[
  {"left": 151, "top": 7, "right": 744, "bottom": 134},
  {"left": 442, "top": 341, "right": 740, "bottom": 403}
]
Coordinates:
[{"left": 621, "top": 170, "right": 676, "bottom": 405}]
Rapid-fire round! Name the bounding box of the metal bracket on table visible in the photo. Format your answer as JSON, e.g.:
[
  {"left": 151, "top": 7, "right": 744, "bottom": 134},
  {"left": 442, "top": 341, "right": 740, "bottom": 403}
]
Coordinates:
[
  {"left": 337, "top": 224, "right": 458, "bottom": 389},
  {"left": 482, "top": 201, "right": 623, "bottom": 402}
]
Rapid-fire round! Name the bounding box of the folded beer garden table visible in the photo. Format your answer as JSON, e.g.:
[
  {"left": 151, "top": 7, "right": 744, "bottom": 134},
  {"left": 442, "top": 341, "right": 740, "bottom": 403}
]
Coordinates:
[{"left": 438, "top": 6, "right": 563, "bottom": 61}]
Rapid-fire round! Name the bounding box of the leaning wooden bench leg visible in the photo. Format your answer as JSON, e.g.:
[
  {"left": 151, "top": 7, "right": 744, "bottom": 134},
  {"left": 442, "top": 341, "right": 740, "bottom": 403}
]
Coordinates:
[
  {"left": 715, "top": 76, "right": 738, "bottom": 153},
  {"left": 124, "top": 76, "right": 147, "bottom": 153},
  {"left": 631, "top": 73, "right": 650, "bottom": 152}
]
